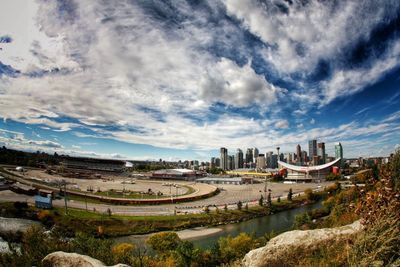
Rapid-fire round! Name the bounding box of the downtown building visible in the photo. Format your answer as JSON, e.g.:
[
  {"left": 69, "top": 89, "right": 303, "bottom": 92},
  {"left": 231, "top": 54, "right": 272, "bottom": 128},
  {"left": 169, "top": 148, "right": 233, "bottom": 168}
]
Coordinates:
[{"left": 220, "top": 147, "right": 228, "bottom": 171}]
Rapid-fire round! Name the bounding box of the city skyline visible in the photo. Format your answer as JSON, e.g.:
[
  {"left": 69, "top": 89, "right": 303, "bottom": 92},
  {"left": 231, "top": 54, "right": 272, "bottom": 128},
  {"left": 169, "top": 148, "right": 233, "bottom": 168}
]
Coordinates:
[{"left": 1, "top": 1, "right": 400, "bottom": 162}]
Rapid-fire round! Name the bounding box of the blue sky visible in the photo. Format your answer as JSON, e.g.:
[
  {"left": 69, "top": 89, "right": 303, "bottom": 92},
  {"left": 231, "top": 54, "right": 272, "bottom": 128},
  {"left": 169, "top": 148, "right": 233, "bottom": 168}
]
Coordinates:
[{"left": 0, "top": 0, "right": 400, "bottom": 161}]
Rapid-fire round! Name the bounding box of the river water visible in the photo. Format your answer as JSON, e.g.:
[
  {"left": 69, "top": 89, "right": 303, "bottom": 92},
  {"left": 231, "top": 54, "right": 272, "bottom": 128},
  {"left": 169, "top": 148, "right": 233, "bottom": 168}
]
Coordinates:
[{"left": 117, "top": 201, "right": 323, "bottom": 249}]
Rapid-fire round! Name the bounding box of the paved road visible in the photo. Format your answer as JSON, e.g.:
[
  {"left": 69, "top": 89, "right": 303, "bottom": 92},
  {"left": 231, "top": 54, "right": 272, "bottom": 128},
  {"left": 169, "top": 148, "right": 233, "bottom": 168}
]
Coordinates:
[{"left": 0, "top": 180, "right": 331, "bottom": 216}]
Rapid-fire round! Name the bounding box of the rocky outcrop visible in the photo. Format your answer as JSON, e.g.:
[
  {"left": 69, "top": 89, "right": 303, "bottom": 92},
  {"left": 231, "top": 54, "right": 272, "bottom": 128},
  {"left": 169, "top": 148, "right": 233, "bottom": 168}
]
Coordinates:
[
  {"left": 42, "top": 251, "right": 129, "bottom": 267},
  {"left": 242, "top": 220, "right": 362, "bottom": 267}
]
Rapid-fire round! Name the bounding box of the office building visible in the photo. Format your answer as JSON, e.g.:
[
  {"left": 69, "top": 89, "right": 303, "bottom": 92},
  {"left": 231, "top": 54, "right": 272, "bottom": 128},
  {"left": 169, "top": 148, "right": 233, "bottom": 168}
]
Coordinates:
[
  {"left": 335, "top": 142, "right": 343, "bottom": 159},
  {"left": 296, "top": 144, "right": 302, "bottom": 164},
  {"left": 335, "top": 142, "right": 343, "bottom": 167},
  {"left": 228, "top": 155, "right": 235, "bottom": 170},
  {"left": 220, "top": 147, "right": 228, "bottom": 170},
  {"left": 245, "top": 148, "right": 253, "bottom": 166},
  {"left": 309, "top": 140, "right": 317, "bottom": 160},
  {"left": 235, "top": 149, "right": 244, "bottom": 169},
  {"left": 256, "top": 154, "right": 266, "bottom": 169},
  {"left": 253, "top": 148, "right": 259, "bottom": 163},
  {"left": 318, "top": 142, "right": 326, "bottom": 164}
]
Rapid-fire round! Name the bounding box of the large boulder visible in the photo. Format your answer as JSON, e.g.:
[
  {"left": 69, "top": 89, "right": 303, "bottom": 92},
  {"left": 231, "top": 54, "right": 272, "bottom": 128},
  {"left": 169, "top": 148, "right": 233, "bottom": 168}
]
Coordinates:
[
  {"left": 242, "top": 220, "right": 362, "bottom": 267},
  {"left": 42, "top": 251, "right": 129, "bottom": 267}
]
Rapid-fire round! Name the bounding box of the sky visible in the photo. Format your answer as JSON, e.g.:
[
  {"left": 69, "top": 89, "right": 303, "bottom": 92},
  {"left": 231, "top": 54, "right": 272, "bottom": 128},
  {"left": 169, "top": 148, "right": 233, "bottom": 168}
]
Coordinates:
[{"left": 0, "top": 0, "right": 400, "bottom": 162}]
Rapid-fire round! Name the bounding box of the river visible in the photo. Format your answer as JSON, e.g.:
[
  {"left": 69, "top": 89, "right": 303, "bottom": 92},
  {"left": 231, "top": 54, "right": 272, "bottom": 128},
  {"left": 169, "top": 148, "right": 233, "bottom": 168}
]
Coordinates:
[{"left": 116, "top": 201, "right": 323, "bottom": 249}]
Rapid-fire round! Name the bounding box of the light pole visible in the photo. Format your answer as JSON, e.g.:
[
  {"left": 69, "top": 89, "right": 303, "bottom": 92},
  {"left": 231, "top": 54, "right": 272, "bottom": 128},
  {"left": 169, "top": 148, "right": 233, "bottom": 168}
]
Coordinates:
[{"left": 63, "top": 183, "right": 68, "bottom": 215}]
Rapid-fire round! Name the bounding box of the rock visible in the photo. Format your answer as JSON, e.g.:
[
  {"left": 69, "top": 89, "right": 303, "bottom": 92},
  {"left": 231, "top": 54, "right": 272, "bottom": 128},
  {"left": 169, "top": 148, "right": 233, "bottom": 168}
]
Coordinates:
[
  {"left": 42, "top": 251, "right": 130, "bottom": 267},
  {"left": 242, "top": 220, "right": 362, "bottom": 267}
]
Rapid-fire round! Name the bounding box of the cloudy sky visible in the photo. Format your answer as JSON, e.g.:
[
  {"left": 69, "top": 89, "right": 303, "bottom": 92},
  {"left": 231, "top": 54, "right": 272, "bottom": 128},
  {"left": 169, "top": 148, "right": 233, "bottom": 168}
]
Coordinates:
[{"left": 1, "top": 0, "right": 400, "bottom": 161}]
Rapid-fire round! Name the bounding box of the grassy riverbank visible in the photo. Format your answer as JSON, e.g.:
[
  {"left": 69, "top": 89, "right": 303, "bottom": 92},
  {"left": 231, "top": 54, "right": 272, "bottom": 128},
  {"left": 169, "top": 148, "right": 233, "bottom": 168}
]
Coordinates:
[{"left": 0, "top": 192, "right": 324, "bottom": 238}]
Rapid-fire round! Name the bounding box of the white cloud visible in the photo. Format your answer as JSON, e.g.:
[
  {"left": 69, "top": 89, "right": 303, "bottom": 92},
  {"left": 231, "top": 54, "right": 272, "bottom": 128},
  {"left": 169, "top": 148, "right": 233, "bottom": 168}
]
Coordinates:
[
  {"left": 224, "top": 0, "right": 400, "bottom": 73},
  {"left": 224, "top": 0, "right": 400, "bottom": 107},
  {"left": 310, "top": 118, "right": 315, "bottom": 124},
  {"left": 0, "top": 0, "right": 399, "bottom": 160},
  {"left": 274, "top": 119, "right": 289, "bottom": 129}
]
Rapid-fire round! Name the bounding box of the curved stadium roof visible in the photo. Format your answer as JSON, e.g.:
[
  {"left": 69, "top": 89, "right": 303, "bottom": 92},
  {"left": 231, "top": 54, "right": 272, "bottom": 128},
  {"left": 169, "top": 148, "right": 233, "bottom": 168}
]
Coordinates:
[{"left": 278, "top": 158, "right": 341, "bottom": 173}]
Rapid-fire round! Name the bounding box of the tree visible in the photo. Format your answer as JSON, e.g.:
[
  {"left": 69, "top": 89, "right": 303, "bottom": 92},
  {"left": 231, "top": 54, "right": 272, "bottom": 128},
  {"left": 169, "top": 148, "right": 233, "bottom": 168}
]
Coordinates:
[
  {"left": 258, "top": 195, "right": 264, "bottom": 206},
  {"left": 224, "top": 204, "right": 228, "bottom": 212},
  {"left": 245, "top": 203, "right": 248, "bottom": 210},
  {"left": 237, "top": 201, "right": 242, "bottom": 210},
  {"left": 287, "top": 188, "right": 293, "bottom": 201},
  {"left": 146, "top": 232, "right": 181, "bottom": 254},
  {"left": 304, "top": 188, "right": 315, "bottom": 201},
  {"left": 267, "top": 192, "right": 272, "bottom": 206},
  {"left": 391, "top": 149, "right": 400, "bottom": 190},
  {"left": 204, "top": 205, "right": 210, "bottom": 214},
  {"left": 218, "top": 233, "right": 257, "bottom": 263},
  {"left": 175, "top": 241, "right": 195, "bottom": 267},
  {"left": 277, "top": 196, "right": 281, "bottom": 203}
]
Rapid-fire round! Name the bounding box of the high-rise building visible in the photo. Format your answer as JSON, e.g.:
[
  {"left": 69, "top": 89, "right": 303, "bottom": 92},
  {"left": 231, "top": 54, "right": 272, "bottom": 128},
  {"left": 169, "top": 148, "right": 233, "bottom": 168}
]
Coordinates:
[
  {"left": 266, "top": 151, "right": 274, "bottom": 168},
  {"left": 270, "top": 154, "right": 278, "bottom": 168},
  {"left": 228, "top": 155, "right": 235, "bottom": 170},
  {"left": 301, "top": 150, "right": 308, "bottom": 163},
  {"left": 256, "top": 154, "right": 266, "bottom": 169},
  {"left": 210, "top": 157, "right": 216, "bottom": 168},
  {"left": 296, "top": 144, "right": 302, "bottom": 163},
  {"left": 220, "top": 147, "right": 228, "bottom": 170},
  {"left": 335, "top": 143, "right": 343, "bottom": 159},
  {"left": 253, "top": 148, "right": 259, "bottom": 163},
  {"left": 235, "top": 149, "right": 244, "bottom": 169},
  {"left": 309, "top": 140, "right": 317, "bottom": 160},
  {"left": 215, "top": 158, "right": 220, "bottom": 168},
  {"left": 285, "top": 153, "right": 293, "bottom": 164},
  {"left": 245, "top": 148, "right": 253, "bottom": 167},
  {"left": 318, "top": 142, "right": 326, "bottom": 164}
]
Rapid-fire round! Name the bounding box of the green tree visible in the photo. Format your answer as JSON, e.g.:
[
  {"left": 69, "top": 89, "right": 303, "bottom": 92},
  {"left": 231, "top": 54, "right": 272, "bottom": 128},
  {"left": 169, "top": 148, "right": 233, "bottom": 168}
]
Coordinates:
[
  {"left": 391, "top": 149, "right": 400, "bottom": 190},
  {"left": 146, "top": 232, "right": 181, "bottom": 254},
  {"left": 304, "top": 188, "right": 315, "bottom": 201},
  {"left": 218, "top": 233, "right": 257, "bottom": 263},
  {"left": 267, "top": 192, "right": 272, "bottom": 206},
  {"left": 237, "top": 201, "right": 242, "bottom": 210},
  {"left": 258, "top": 195, "right": 264, "bottom": 206},
  {"left": 287, "top": 188, "right": 293, "bottom": 201},
  {"left": 174, "top": 241, "right": 195, "bottom": 267}
]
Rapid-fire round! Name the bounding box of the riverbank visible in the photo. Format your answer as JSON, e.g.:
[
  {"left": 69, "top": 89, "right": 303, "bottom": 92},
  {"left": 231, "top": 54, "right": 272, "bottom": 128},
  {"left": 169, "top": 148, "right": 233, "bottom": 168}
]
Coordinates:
[{"left": 0, "top": 192, "right": 325, "bottom": 238}]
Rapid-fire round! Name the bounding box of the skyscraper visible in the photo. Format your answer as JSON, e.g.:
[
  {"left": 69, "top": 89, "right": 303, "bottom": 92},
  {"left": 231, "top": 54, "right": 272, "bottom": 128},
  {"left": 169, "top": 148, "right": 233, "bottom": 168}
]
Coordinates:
[
  {"left": 266, "top": 151, "right": 274, "bottom": 168},
  {"left": 256, "top": 154, "right": 266, "bottom": 169},
  {"left": 253, "top": 148, "right": 259, "bottom": 163},
  {"left": 245, "top": 148, "right": 253, "bottom": 167},
  {"left": 210, "top": 157, "right": 216, "bottom": 168},
  {"left": 309, "top": 140, "right": 317, "bottom": 159},
  {"left": 335, "top": 143, "right": 343, "bottom": 159},
  {"left": 235, "top": 149, "right": 244, "bottom": 169},
  {"left": 296, "top": 144, "right": 302, "bottom": 163},
  {"left": 318, "top": 142, "right": 326, "bottom": 164},
  {"left": 301, "top": 150, "right": 308, "bottom": 163},
  {"left": 220, "top": 147, "right": 228, "bottom": 170},
  {"left": 335, "top": 142, "right": 343, "bottom": 167},
  {"left": 228, "top": 155, "right": 235, "bottom": 170}
]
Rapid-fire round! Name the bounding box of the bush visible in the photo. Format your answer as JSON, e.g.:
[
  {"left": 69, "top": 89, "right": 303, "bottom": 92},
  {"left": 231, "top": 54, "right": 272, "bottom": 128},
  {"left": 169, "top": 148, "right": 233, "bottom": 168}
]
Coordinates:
[
  {"left": 304, "top": 188, "right": 316, "bottom": 201},
  {"left": 146, "top": 232, "right": 181, "bottom": 254},
  {"left": 217, "top": 233, "right": 257, "bottom": 263}
]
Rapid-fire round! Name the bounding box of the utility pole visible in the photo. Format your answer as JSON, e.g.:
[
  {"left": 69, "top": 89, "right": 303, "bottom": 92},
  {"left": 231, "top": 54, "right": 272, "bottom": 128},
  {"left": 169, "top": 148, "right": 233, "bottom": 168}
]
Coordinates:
[
  {"left": 85, "top": 192, "right": 88, "bottom": 211},
  {"left": 264, "top": 177, "right": 267, "bottom": 205},
  {"left": 64, "top": 183, "right": 68, "bottom": 215}
]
